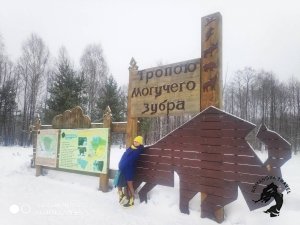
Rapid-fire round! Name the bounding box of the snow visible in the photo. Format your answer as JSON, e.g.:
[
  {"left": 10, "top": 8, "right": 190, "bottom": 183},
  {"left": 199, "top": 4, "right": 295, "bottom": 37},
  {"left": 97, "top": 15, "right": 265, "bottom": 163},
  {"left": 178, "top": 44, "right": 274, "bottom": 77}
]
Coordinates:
[{"left": 0, "top": 146, "right": 299, "bottom": 225}]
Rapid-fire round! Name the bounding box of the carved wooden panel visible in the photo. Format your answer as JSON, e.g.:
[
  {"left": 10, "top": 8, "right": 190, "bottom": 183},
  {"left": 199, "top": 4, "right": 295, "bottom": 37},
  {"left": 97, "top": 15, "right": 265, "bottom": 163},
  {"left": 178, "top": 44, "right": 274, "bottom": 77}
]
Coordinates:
[
  {"left": 201, "top": 12, "right": 222, "bottom": 109},
  {"left": 52, "top": 106, "right": 91, "bottom": 129},
  {"left": 135, "top": 106, "right": 291, "bottom": 223}
]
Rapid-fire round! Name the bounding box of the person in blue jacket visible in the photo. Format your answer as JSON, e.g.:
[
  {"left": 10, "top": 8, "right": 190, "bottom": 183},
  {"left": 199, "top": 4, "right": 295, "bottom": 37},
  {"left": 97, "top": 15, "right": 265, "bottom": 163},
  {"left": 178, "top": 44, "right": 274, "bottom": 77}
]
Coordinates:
[{"left": 117, "top": 136, "right": 144, "bottom": 207}]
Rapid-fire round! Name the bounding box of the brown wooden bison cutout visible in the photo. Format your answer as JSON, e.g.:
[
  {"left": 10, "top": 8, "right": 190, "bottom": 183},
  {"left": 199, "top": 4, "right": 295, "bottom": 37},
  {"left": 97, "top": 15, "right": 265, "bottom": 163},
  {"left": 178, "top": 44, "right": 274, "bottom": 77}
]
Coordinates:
[{"left": 134, "top": 106, "right": 291, "bottom": 223}]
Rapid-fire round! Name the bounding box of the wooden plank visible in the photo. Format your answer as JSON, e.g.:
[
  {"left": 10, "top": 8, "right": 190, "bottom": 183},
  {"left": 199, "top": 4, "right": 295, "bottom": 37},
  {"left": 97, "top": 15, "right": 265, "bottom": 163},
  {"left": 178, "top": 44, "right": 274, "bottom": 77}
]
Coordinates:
[
  {"left": 222, "top": 163, "right": 268, "bottom": 176},
  {"left": 136, "top": 167, "right": 173, "bottom": 178},
  {"left": 192, "top": 145, "right": 254, "bottom": 156},
  {"left": 185, "top": 120, "right": 254, "bottom": 131},
  {"left": 257, "top": 126, "right": 291, "bottom": 158},
  {"left": 201, "top": 202, "right": 221, "bottom": 213},
  {"left": 204, "top": 145, "right": 253, "bottom": 155},
  {"left": 111, "top": 122, "right": 127, "bottom": 133},
  {"left": 223, "top": 155, "right": 263, "bottom": 166},
  {"left": 265, "top": 141, "right": 291, "bottom": 149},
  {"left": 172, "top": 150, "right": 199, "bottom": 159},
  {"left": 200, "top": 193, "right": 236, "bottom": 206},
  {"left": 172, "top": 128, "right": 252, "bottom": 138},
  {"left": 91, "top": 123, "right": 103, "bottom": 128},
  {"left": 135, "top": 170, "right": 174, "bottom": 187},
  {"left": 41, "top": 125, "right": 52, "bottom": 129},
  {"left": 198, "top": 114, "right": 237, "bottom": 122},
  {"left": 156, "top": 137, "right": 249, "bottom": 148},
  {"left": 180, "top": 182, "right": 236, "bottom": 198},
  {"left": 237, "top": 173, "right": 267, "bottom": 183},
  {"left": 265, "top": 158, "right": 291, "bottom": 167},
  {"left": 173, "top": 153, "right": 223, "bottom": 162},
  {"left": 176, "top": 166, "right": 268, "bottom": 183},
  {"left": 136, "top": 161, "right": 173, "bottom": 172},
  {"left": 176, "top": 167, "right": 234, "bottom": 181},
  {"left": 179, "top": 189, "right": 199, "bottom": 200},
  {"left": 178, "top": 173, "right": 236, "bottom": 191},
  {"left": 267, "top": 148, "right": 292, "bottom": 159},
  {"left": 142, "top": 147, "right": 172, "bottom": 156},
  {"left": 138, "top": 154, "right": 172, "bottom": 164},
  {"left": 199, "top": 193, "right": 237, "bottom": 209},
  {"left": 136, "top": 175, "right": 174, "bottom": 187},
  {"left": 173, "top": 158, "right": 223, "bottom": 169},
  {"left": 173, "top": 158, "right": 201, "bottom": 167},
  {"left": 193, "top": 160, "right": 223, "bottom": 170}
]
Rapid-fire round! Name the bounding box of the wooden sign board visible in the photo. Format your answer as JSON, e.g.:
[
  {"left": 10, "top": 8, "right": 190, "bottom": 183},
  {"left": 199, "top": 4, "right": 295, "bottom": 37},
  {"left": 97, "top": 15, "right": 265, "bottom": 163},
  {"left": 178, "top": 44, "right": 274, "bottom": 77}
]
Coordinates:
[
  {"left": 129, "top": 58, "right": 201, "bottom": 117},
  {"left": 128, "top": 12, "right": 222, "bottom": 118}
]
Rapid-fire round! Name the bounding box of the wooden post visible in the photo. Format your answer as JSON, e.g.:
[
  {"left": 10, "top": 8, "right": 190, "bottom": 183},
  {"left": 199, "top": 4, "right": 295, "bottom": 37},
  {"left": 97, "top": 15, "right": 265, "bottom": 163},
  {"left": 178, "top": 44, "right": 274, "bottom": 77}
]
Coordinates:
[
  {"left": 31, "top": 114, "right": 42, "bottom": 176},
  {"left": 126, "top": 58, "right": 138, "bottom": 148},
  {"left": 99, "top": 106, "right": 112, "bottom": 192},
  {"left": 200, "top": 12, "right": 224, "bottom": 222}
]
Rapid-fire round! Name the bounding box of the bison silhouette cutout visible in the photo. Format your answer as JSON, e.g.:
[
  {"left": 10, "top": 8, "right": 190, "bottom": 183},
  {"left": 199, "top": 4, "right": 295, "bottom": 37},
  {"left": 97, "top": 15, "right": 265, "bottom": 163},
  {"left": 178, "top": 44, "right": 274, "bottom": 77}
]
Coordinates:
[{"left": 134, "top": 106, "right": 291, "bottom": 223}]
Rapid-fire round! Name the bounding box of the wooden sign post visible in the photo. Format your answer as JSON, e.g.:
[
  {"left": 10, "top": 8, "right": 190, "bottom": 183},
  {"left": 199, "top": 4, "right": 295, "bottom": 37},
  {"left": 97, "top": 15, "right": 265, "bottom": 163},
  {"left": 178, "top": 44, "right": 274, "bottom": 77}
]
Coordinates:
[
  {"left": 126, "top": 11, "right": 223, "bottom": 223},
  {"left": 126, "top": 58, "right": 139, "bottom": 147},
  {"left": 100, "top": 106, "right": 112, "bottom": 192},
  {"left": 200, "top": 12, "right": 223, "bottom": 222}
]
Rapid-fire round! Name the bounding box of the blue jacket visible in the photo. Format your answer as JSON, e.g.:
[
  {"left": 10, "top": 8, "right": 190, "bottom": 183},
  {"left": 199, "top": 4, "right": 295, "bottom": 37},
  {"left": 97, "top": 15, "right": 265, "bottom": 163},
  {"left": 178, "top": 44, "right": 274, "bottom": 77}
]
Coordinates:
[{"left": 118, "top": 145, "right": 144, "bottom": 181}]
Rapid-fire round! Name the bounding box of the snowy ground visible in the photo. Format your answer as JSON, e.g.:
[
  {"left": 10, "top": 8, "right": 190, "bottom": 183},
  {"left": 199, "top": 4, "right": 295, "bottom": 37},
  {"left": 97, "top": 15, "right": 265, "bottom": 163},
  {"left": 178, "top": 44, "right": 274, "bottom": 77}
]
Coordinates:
[{"left": 0, "top": 146, "right": 299, "bottom": 225}]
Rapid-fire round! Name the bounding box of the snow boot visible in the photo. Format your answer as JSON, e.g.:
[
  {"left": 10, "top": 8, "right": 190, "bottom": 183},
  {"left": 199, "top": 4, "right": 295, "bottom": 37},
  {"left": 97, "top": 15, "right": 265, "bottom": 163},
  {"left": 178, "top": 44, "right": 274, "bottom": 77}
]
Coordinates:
[
  {"left": 118, "top": 190, "right": 127, "bottom": 204},
  {"left": 123, "top": 197, "right": 134, "bottom": 207}
]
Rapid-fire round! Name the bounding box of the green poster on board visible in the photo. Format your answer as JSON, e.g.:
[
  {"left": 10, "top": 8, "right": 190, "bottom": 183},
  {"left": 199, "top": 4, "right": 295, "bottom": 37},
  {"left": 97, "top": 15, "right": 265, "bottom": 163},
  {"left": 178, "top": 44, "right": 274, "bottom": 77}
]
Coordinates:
[
  {"left": 36, "top": 129, "right": 59, "bottom": 167},
  {"left": 58, "top": 128, "right": 109, "bottom": 174}
]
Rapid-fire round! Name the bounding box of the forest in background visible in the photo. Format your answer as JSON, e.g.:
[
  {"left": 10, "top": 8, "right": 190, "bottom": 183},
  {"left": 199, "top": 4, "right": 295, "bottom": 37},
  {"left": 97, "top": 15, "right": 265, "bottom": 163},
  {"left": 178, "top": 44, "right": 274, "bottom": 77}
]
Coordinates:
[
  {"left": 0, "top": 33, "right": 126, "bottom": 146},
  {"left": 1, "top": 33, "right": 299, "bottom": 153}
]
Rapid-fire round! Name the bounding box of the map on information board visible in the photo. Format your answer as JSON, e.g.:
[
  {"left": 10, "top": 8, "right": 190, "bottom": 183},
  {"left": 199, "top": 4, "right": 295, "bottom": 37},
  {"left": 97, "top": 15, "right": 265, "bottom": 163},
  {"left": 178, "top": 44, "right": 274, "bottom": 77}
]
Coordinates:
[
  {"left": 36, "top": 129, "right": 59, "bottom": 167},
  {"left": 58, "top": 128, "right": 109, "bottom": 174}
]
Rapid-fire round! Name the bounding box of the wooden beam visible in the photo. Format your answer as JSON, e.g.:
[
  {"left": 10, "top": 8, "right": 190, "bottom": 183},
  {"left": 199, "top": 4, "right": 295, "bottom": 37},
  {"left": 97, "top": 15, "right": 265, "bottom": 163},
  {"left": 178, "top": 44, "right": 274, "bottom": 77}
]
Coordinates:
[{"left": 99, "top": 106, "right": 112, "bottom": 192}]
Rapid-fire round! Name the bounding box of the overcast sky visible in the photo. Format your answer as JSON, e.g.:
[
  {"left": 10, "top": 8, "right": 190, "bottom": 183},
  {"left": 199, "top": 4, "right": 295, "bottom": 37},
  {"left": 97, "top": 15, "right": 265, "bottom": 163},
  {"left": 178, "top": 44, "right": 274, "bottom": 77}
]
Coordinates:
[{"left": 0, "top": 0, "right": 299, "bottom": 85}]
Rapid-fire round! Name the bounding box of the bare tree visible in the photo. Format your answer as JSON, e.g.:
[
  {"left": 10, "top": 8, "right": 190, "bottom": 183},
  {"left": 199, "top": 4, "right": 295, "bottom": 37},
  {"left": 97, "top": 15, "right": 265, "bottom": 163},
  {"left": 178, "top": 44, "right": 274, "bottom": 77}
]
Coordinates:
[
  {"left": 80, "top": 44, "right": 108, "bottom": 121},
  {"left": 0, "top": 35, "right": 20, "bottom": 145},
  {"left": 223, "top": 68, "right": 300, "bottom": 152},
  {"left": 17, "top": 33, "right": 49, "bottom": 146}
]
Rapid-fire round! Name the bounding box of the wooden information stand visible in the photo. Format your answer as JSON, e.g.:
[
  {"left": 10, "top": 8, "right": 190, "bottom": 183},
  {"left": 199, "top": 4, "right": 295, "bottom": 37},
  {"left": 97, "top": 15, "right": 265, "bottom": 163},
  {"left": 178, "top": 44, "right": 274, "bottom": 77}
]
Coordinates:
[{"left": 33, "top": 106, "right": 117, "bottom": 192}]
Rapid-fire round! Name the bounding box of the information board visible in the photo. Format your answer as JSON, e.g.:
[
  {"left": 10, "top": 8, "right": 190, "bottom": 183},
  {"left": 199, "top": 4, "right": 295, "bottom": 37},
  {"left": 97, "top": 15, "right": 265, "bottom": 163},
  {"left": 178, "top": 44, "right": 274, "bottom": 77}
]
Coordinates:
[
  {"left": 58, "top": 128, "right": 109, "bottom": 174},
  {"left": 36, "top": 129, "right": 59, "bottom": 167}
]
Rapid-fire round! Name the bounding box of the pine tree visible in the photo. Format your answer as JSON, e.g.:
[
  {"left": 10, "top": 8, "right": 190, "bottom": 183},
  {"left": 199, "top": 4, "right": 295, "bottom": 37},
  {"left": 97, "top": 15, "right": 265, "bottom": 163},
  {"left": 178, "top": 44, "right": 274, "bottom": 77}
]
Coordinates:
[
  {"left": 97, "top": 75, "right": 126, "bottom": 122},
  {"left": 0, "top": 80, "right": 18, "bottom": 145},
  {"left": 45, "top": 50, "right": 87, "bottom": 123}
]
